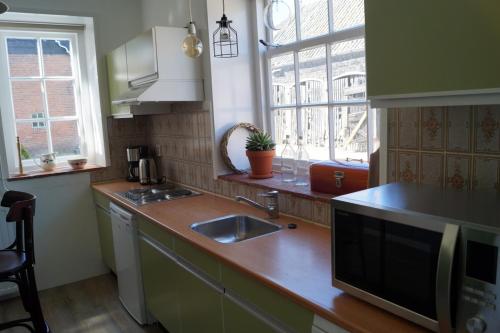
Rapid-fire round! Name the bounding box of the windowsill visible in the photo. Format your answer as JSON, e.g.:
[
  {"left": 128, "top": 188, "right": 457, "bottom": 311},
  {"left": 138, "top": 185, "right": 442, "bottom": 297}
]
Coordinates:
[
  {"left": 218, "top": 173, "right": 334, "bottom": 203},
  {"left": 7, "top": 164, "right": 105, "bottom": 182}
]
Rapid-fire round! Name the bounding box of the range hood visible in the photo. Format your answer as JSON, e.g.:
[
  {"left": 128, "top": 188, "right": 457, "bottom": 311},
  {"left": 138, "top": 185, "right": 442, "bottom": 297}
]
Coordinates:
[
  {"left": 108, "top": 26, "right": 204, "bottom": 116},
  {"left": 112, "top": 79, "right": 204, "bottom": 106}
]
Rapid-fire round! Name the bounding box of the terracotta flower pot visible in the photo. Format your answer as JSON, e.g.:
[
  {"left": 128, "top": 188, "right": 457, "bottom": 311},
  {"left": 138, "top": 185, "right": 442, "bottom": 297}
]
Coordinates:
[{"left": 246, "top": 150, "right": 275, "bottom": 179}]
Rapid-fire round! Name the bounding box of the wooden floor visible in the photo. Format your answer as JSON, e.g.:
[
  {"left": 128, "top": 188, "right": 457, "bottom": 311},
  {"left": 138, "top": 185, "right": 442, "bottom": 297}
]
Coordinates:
[{"left": 0, "top": 274, "right": 166, "bottom": 332}]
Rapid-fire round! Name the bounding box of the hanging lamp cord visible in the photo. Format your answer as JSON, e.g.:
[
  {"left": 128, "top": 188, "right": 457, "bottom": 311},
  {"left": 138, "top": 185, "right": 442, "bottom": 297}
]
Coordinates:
[
  {"left": 189, "top": 0, "right": 193, "bottom": 22},
  {"left": 222, "top": 0, "right": 226, "bottom": 15}
]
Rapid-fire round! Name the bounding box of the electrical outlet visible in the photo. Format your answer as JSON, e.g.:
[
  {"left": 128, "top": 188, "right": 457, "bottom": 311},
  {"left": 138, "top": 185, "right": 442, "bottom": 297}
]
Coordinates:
[{"left": 155, "top": 144, "right": 162, "bottom": 157}]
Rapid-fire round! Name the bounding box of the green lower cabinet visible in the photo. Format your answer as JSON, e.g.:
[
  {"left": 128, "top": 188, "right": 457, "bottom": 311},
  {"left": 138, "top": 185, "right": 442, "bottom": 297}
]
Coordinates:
[
  {"left": 95, "top": 205, "right": 116, "bottom": 273},
  {"left": 222, "top": 297, "right": 277, "bottom": 333},
  {"left": 221, "top": 266, "right": 314, "bottom": 333},
  {"left": 177, "top": 266, "right": 224, "bottom": 333},
  {"left": 140, "top": 238, "right": 182, "bottom": 333}
]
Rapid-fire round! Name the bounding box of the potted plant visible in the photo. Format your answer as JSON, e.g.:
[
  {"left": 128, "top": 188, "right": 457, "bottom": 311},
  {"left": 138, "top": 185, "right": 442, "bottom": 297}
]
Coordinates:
[{"left": 245, "top": 132, "right": 276, "bottom": 179}]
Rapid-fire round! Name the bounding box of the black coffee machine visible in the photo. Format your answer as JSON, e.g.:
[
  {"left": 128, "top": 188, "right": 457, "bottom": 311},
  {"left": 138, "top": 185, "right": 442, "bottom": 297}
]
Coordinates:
[{"left": 126, "top": 146, "right": 147, "bottom": 182}]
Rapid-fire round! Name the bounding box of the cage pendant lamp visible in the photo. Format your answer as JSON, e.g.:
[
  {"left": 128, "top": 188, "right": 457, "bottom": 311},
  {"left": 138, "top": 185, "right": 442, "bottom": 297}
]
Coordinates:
[{"left": 213, "top": 0, "right": 238, "bottom": 58}]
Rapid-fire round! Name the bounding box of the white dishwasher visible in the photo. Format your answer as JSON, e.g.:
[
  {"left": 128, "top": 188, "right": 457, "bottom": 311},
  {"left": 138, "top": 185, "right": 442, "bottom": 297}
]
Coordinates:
[{"left": 110, "top": 202, "right": 150, "bottom": 325}]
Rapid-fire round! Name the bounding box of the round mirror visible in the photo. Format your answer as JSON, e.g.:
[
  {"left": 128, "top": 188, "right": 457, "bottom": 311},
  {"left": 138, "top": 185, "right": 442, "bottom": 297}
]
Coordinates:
[{"left": 220, "top": 123, "right": 261, "bottom": 173}]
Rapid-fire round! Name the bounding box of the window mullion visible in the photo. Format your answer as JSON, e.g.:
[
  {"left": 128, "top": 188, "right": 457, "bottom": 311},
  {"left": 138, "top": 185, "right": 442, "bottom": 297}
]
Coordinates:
[
  {"left": 293, "top": 50, "right": 301, "bottom": 141},
  {"left": 294, "top": 0, "right": 301, "bottom": 42},
  {"left": 326, "top": 43, "right": 335, "bottom": 160},
  {"left": 328, "top": 0, "right": 335, "bottom": 33},
  {"left": 37, "top": 37, "right": 53, "bottom": 154}
]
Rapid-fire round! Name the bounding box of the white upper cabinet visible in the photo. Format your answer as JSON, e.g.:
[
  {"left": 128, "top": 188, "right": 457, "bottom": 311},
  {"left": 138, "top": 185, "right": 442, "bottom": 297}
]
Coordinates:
[{"left": 126, "top": 29, "right": 158, "bottom": 86}]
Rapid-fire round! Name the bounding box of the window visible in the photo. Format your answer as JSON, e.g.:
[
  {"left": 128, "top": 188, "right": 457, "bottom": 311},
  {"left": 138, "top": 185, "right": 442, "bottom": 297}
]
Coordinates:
[
  {"left": 266, "top": 0, "right": 378, "bottom": 162},
  {"left": 0, "top": 13, "right": 106, "bottom": 175}
]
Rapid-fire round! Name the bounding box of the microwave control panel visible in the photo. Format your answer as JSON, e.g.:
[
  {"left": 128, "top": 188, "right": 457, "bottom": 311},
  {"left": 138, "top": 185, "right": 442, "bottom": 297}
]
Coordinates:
[{"left": 456, "top": 227, "right": 499, "bottom": 333}]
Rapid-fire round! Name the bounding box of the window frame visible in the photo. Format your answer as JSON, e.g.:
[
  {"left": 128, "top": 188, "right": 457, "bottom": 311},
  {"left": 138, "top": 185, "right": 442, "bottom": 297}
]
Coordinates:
[
  {"left": 1, "top": 30, "right": 85, "bottom": 168},
  {"left": 264, "top": 0, "right": 372, "bottom": 162},
  {"left": 0, "top": 13, "right": 106, "bottom": 177}
]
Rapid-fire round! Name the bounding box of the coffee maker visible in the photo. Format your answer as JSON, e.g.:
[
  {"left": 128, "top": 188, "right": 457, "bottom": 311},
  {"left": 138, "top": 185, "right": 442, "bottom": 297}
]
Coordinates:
[{"left": 126, "top": 146, "right": 147, "bottom": 182}]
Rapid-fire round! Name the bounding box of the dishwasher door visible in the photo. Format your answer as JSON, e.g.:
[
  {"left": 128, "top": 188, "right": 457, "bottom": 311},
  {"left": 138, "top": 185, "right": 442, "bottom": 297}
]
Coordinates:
[{"left": 110, "top": 202, "right": 149, "bottom": 325}]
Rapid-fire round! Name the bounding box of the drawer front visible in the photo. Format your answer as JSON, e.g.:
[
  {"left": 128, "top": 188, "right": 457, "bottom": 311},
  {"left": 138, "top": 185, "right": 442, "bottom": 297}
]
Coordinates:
[
  {"left": 174, "top": 237, "right": 221, "bottom": 282},
  {"left": 221, "top": 265, "right": 314, "bottom": 333},
  {"left": 93, "top": 190, "right": 110, "bottom": 210},
  {"left": 138, "top": 217, "right": 174, "bottom": 250}
]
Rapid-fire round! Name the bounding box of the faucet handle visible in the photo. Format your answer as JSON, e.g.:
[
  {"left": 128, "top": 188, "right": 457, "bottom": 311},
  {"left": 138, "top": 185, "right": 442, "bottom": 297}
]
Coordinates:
[{"left": 258, "top": 190, "right": 279, "bottom": 198}]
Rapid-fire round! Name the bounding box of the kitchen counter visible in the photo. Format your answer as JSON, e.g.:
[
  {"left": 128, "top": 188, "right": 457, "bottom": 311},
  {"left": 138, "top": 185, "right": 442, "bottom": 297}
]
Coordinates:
[{"left": 92, "top": 181, "right": 429, "bottom": 333}]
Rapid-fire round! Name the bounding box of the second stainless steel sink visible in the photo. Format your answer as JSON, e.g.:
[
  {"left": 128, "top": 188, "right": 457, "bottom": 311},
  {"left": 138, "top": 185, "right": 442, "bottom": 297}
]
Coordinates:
[{"left": 191, "top": 215, "right": 282, "bottom": 244}]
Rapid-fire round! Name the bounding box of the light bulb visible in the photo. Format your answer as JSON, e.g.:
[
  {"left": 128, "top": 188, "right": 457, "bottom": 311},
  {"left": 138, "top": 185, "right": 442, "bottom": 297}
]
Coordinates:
[
  {"left": 264, "top": 0, "right": 291, "bottom": 31},
  {"left": 182, "top": 22, "right": 203, "bottom": 58},
  {"left": 220, "top": 27, "right": 230, "bottom": 42}
]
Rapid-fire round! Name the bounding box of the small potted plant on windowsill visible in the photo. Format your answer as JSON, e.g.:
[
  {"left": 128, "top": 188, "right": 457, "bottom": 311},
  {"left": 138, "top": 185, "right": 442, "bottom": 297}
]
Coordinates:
[{"left": 245, "top": 132, "right": 276, "bottom": 179}]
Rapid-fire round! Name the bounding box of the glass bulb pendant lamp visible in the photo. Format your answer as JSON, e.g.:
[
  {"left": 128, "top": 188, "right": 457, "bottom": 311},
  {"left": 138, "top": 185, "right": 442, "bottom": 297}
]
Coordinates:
[
  {"left": 213, "top": 0, "right": 238, "bottom": 58},
  {"left": 182, "top": 0, "right": 203, "bottom": 58},
  {"left": 263, "top": 0, "right": 291, "bottom": 31}
]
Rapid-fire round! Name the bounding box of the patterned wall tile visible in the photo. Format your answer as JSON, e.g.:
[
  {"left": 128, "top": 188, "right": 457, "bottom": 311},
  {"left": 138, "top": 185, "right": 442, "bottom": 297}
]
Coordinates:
[
  {"left": 312, "top": 200, "right": 331, "bottom": 226},
  {"left": 420, "top": 153, "right": 444, "bottom": 186},
  {"left": 446, "top": 106, "right": 472, "bottom": 152},
  {"left": 398, "top": 108, "right": 419, "bottom": 149},
  {"left": 445, "top": 155, "right": 471, "bottom": 190},
  {"left": 473, "top": 157, "right": 500, "bottom": 190},
  {"left": 387, "top": 150, "right": 397, "bottom": 183},
  {"left": 475, "top": 105, "right": 500, "bottom": 154},
  {"left": 398, "top": 152, "right": 419, "bottom": 183},
  {"left": 388, "top": 109, "right": 398, "bottom": 148},
  {"left": 421, "top": 107, "right": 445, "bottom": 150}
]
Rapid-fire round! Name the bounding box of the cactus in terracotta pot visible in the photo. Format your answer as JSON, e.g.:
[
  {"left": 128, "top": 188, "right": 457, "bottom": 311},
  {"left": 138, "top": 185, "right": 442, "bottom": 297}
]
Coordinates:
[{"left": 245, "top": 132, "right": 276, "bottom": 179}]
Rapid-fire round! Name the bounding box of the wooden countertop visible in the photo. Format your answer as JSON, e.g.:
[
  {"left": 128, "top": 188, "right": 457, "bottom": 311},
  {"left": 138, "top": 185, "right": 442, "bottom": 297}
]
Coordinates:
[{"left": 92, "top": 181, "right": 429, "bottom": 333}]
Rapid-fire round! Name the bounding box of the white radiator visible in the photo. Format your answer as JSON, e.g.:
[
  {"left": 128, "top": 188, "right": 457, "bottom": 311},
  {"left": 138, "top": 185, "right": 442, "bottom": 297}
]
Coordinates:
[{"left": 0, "top": 205, "right": 18, "bottom": 300}]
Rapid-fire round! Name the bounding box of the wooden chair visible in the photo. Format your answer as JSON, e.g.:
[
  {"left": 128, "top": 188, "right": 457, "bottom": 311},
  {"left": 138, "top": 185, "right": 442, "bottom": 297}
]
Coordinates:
[{"left": 0, "top": 191, "right": 50, "bottom": 332}]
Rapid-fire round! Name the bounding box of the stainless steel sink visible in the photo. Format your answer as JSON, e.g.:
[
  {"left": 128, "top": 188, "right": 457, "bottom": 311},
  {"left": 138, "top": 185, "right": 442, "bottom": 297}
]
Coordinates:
[{"left": 190, "top": 215, "right": 282, "bottom": 244}]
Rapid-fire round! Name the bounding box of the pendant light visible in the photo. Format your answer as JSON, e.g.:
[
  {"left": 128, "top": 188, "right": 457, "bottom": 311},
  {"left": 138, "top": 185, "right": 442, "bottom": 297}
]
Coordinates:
[
  {"left": 0, "top": 1, "right": 9, "bottom": 14},
  {"left": 213, "top": 0, "right": 238, "bottom": 58},
  {"left": 264, "top": 0, "right": 292, "bottom": 31},
  {"left": 182, "top": 0, "right": 203, "bottom": 58}
]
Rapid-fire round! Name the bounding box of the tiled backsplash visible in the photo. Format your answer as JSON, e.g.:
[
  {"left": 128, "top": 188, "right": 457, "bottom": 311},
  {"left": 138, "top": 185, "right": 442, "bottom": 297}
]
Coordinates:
[
  {"left": 93, "top": 104, "right": 332, "bottom": 227},
  {"left": 387, "top": 105, "right": 500, "bottom": 190}
]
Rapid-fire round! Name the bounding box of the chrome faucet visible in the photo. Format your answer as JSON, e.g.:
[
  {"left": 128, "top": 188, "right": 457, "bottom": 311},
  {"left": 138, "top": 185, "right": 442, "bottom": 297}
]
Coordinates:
[{"left": 235, "top": 190, "right": 279, "bottom": 219}]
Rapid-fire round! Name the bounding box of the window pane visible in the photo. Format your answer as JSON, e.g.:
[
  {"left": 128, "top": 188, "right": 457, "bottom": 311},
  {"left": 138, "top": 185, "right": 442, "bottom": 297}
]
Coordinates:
[
  {"left": 299, "top": 45, "right": 327, "bottom": 104},
  {"left": 272, "top": 0, "right": 296, "bottom": 45},
  {"left": 300, "top": 0, "right": 329, "bottom": 40},
  {"left": 51, "top": 120, "right": 81, "bottom": 156},
  {"left": 301, "top": 107, "right": 329, "bottom": 160},
  {"left": 16, "top": 122, "right": 49, "bottom": 160},
  {"left": 7, "top": 38, "right": 40, "bottom": 77},
  {"left": 46, "top": 80, "right": 76, "bottom": 117},
  {"left": 332, "top": 0, "right": 365, "bottom": 31},
  {"left": 11, "top": 81, "right": 45, "bottom": 120},
  {"left": 333, "top": 105, "right": 368, "bottom": 161},
  {"left": 273, "top": 108, "right": 297, "bottom": 156},
  {"left": 42, "top": 39, "right": 72, "bottom": 77},
  {"left": 331, "top": 38, "right": 366, "bottom": 101},
  {"left": 271, "top": 53, "right": 296, "bottom": 106}
]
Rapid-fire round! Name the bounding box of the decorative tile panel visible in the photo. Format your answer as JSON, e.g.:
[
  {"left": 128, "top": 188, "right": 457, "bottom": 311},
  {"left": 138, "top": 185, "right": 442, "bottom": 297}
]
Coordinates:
[
  {"left": 421, "top": 107, "right": 444, "bottom": 150},
  {"left": 420, "top": 153, "right": 444, "bottom": 186},
  {"left": 398, "top": 107, "right": 419, "bottom": 149},
  {"left": 475, "top": 105, "right": 500, "bottom": 154},
  {"left": 446, "top": 106, "right": 472, "bottom": 153},
  {"left": 445, "top": 155, "right": 471, "bottom": 190},
  {"left": 473, "top": 157, "right": 500, "bottom": 190},
  {"left": 398, "top": 152, "right": 419, "bottom": 183}
]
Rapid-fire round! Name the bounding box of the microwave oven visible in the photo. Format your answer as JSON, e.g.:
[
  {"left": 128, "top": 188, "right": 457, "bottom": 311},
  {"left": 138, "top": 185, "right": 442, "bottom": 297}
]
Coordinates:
[{"left": 332, "top": 183, "right": 500, "bottom": 333}]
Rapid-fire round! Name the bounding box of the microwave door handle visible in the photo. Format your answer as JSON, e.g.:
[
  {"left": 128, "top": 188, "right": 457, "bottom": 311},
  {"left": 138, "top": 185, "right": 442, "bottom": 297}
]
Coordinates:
[{"left": 436, "top": 224, "right": 460, "bottom": 333}]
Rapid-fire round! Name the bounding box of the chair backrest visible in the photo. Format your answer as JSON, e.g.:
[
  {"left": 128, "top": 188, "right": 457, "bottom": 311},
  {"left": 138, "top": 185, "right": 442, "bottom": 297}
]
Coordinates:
[{"left": 1, "top": 190, "right": 36, "bottom": 263}]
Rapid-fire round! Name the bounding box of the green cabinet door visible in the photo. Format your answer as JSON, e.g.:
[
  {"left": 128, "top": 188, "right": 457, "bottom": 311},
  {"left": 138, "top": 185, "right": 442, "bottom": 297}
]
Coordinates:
[
  {"left": 140, "top": 238, "right": 181, "bottom": 333},
  {"left": 95, "top": 205, "right": 116, "bottom": 273},
  {"left": 106, "top": 44, "right": 130, "bottom": 117},
  {"left": 222, "top": 297, "right": 277, "bottom": 333},
  {"left": 176, "top": 266, "right": 224, "bottom": 333}
]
